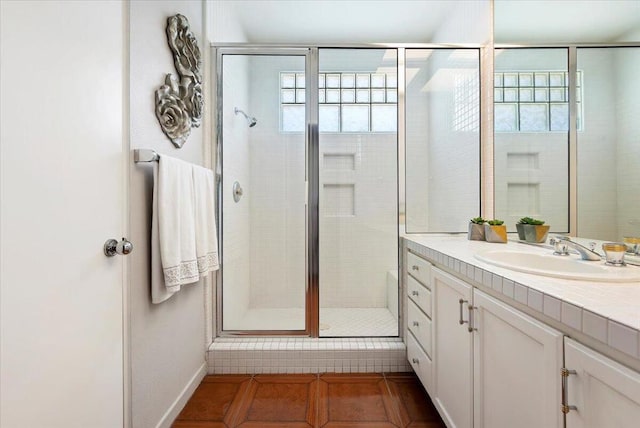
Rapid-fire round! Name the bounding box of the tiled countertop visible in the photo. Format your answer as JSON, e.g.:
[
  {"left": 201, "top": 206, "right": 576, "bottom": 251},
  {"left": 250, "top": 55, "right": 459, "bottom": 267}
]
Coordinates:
[{"left": 404, "top": 234, "right": 640, "bottom": 362}]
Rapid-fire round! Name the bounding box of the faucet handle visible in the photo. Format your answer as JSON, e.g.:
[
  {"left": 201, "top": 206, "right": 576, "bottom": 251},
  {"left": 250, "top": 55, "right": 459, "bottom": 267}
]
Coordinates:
[{"left": 550, "top": 237, "right": 569, "bottom": 256}]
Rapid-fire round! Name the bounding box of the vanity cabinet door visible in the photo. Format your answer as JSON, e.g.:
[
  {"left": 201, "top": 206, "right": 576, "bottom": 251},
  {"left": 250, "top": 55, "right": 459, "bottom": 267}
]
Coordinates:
[
  {"left": 432, "top": 267, "right": 473, "bottom": 428},
  {"left": 565, "top": 337, "right": 640, "bottom": 428},
  {"left": 472, "top": 290, "right": 563, "bottom": 428}
]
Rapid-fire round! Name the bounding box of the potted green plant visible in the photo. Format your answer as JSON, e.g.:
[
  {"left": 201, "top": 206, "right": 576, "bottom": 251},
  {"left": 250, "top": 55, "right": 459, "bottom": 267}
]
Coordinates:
[
  {"left": 516, "top": 217, "right": 550, "bottom": 243},
  {"left": 484, "top": 219, "right": 507, "bottom": 243},
  {"left": 468, "top": 217, "right": 486, "bottom": 241}
]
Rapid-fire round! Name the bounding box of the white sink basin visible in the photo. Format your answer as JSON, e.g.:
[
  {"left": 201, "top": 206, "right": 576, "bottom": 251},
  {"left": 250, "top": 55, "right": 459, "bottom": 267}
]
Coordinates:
[{"left": 475, "top": 250, "right": 640, "bottom": 282}]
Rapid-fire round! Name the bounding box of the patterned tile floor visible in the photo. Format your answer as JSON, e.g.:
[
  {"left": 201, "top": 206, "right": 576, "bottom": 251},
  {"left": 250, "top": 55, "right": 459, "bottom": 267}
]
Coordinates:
[{"left": 173, "top": 372, "right": 445, "bottom": 428}]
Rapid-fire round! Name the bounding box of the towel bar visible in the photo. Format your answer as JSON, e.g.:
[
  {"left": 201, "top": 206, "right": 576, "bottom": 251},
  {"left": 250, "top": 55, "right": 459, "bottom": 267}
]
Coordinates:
[{"left": 133, "top": 149, "right": 160, "bottom": 163}]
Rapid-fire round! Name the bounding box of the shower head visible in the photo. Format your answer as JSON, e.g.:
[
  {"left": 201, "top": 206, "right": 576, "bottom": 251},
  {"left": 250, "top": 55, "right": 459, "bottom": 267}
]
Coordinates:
[{"left": 234, "top": 107, "right": 257, "bottom": 127}]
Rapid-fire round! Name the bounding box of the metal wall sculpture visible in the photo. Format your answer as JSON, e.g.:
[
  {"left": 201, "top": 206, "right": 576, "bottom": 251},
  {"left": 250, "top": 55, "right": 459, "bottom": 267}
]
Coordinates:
[{"left": 155, "top": 14, "right": 203, "bottom": 148}]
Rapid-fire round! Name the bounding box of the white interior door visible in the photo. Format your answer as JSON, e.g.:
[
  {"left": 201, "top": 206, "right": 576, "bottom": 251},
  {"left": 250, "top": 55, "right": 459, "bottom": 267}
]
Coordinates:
[{"left": 1, "top": 2, "right": 126, "bottom": 427}]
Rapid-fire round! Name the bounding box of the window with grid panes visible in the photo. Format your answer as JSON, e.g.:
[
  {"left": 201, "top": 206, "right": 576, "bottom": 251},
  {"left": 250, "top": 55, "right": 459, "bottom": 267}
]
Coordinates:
[
  {"left": 280, "top": 72, "right": 397, "bottom": 133},
  {"left": 494, "top": 70, "right": 582, "bottom": 132}
]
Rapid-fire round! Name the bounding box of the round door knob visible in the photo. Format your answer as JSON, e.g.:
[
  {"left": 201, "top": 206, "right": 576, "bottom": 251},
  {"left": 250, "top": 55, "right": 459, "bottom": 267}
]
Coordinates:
[{"left": 104, "top": 238, "right": 133, "bottom": 257}]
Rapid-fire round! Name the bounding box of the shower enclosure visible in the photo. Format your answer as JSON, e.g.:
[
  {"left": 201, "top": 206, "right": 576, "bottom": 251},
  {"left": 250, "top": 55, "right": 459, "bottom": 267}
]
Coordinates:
[
  {"left": 215, "top": 46, "right": 480, "bottom": 337},
  {"left": 217, "top": 47, "right": 398, "bottom": 337}
]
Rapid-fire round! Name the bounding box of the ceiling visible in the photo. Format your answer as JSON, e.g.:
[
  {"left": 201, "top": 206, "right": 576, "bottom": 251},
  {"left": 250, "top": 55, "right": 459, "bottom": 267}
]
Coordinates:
[
  {"left": 217, "top": 0, "right": 640, "bottom": 44},
  {"left": 494, "top": 0, "right": 640, "bottom": 43},
  {"left": 219, "top": 0, "right": 463, "bottom": 43}
]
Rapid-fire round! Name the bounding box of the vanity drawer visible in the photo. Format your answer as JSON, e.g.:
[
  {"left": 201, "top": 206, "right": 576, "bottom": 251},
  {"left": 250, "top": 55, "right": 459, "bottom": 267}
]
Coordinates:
[
  {"left": 407, "top": 251, "right": 431, "bottom": 285},
  {"left": 407, "top": 331, "right": 433, "bottom": 394},
  {"left": 407, "top": 275, "right": 432, "bottom": 318},
  {"left": 408, "top": 299, "right": 432, "bottom": 357}
]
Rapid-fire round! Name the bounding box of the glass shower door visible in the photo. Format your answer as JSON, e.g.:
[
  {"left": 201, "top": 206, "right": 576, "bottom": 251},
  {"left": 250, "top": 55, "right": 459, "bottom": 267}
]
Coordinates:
[
  {"left": 318, "top": 49, "right": 399, "bottom": 337},
  {"left": 219, "top": 52, "right": 308, "bottom": 333}
]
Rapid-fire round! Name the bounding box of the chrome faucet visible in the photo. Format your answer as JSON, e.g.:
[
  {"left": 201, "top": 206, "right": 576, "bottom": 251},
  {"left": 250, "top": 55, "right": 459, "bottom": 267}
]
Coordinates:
[{"left": 549, "top": 236, "right": 602, "bottom": 261}]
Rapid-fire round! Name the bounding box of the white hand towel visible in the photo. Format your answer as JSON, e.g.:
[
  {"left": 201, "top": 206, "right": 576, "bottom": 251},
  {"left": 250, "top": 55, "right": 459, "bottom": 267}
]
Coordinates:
[
  {"left": 151, "top": 155, "right": 199, "bottom": 304},
  {"left": 192, "top": 164, "right": 220, "bottom": 275}
]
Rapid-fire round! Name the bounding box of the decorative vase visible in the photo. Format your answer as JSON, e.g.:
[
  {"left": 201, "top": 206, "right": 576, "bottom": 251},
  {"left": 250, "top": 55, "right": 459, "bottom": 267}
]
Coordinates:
[
  {"left": 468, "top": 223, "right": 486, "bottom": 241},
  {"left": 484, "top": 224, "right": 507, "bottom": 243},
  {"left": 523, "top": 225, "right": 550, "bottom": 243}
]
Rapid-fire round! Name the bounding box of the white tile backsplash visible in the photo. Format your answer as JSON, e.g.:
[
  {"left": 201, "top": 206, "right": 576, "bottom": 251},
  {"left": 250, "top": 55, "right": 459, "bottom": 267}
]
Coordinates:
[
  {"left": 582, "top": 310, "right": 608, "bottom": 343},
  {"left": 561, "top": 301, "right": 582, "bottom": 331},
  {"left": 527, "top": 288, "right": 544, "bottom": 312},
  {"left": 491, "top": 274, "right": 503, "bottom": 293},
  {"left": 502, "top": 279, "right": 515, "bottom": 299},
  {"left": 543, "top": 294, "right": 561, "bottom": 321},
  {"left": 514, "top": 283, "right": 528, "bottom": 304},
  {"left": 608, "top": 321, "right": 639, "bottom": 358}
]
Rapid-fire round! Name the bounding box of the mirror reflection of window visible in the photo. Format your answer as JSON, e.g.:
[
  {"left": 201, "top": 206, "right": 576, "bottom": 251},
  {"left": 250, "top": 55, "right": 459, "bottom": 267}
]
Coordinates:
[{"left": 494, "top": 48, "right": 569, "bottom": 234}]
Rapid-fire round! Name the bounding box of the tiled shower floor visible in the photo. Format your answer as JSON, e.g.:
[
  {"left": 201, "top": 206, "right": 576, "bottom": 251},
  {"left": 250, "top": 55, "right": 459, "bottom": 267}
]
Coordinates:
[{"left": 228, "top": 307, "right": 397, "bottom": 336}]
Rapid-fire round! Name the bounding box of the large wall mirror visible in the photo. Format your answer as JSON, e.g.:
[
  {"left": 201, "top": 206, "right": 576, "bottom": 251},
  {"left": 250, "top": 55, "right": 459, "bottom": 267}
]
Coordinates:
[{"left": 494, "top": 0, "right": 640, "bottom": 242}]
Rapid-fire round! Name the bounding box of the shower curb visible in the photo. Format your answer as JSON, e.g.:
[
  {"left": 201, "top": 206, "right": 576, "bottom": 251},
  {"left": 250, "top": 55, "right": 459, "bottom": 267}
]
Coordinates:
[{"left": 207, "top": 337, "right": 410, "bottom": 375}]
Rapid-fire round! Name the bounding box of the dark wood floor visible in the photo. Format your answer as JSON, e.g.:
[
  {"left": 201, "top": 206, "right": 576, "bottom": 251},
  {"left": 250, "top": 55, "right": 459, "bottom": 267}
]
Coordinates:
[{"left": 173, "top": 372, "right": 446, "bottom": 428}]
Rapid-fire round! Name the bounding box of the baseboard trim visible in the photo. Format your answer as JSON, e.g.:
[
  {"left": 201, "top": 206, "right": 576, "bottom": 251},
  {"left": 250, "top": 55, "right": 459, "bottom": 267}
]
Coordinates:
[{"left": 156, "top": 362, "right": 207, "bottom": 428}]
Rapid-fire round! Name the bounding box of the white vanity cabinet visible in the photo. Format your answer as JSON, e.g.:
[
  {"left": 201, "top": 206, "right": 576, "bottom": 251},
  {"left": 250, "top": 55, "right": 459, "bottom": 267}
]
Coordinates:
[
  {"left": 564, "top": 337, "right": 640, "bottom": 427},
  {"left": 407, "top": 260, "right": 563, "bottom": 428},
  {"left": 432, "top": 267, "right": 474, "bottom": 428},
  {"left": 405, "top": 251, "right": 434, "bottom": 393},
  {"left": 473, "top": 289, "right": 563, "bottom": 428},
  {"left": 404, "top": 240, "right": 640, "bottom": 428}
]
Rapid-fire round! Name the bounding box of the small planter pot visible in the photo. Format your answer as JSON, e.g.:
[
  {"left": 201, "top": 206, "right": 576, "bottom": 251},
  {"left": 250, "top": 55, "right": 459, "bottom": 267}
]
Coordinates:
[
  {"left": 468, "top": 223, "right": 486, "bottom": 241},
  {"left": 523, "top": 225, "right": 550, "bottom": 243},
  {"left": 484, "top": 224, "right": 507, "bottom": 243}
]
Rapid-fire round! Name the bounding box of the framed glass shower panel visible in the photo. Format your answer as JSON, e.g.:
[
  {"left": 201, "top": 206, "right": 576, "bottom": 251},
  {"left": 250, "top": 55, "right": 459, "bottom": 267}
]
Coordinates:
[
  {"left": 317, "top": 48, "right": 399, "bottom": 337},
  {"left": 404, "top": 48, "right": 481, "bottom": 233},
  {"left": 219, "top": 53, "right": 308, "bottom": 332}
]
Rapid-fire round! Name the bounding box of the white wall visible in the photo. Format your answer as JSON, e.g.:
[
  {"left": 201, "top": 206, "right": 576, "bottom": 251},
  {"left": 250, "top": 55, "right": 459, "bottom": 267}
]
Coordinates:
[{"left": 128, "top": 1, "right": 208, "bottom": 427}]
